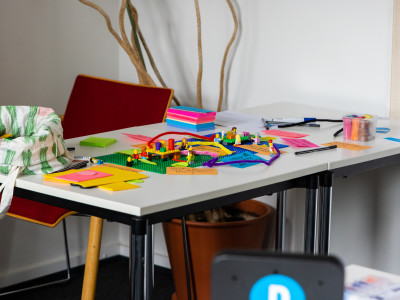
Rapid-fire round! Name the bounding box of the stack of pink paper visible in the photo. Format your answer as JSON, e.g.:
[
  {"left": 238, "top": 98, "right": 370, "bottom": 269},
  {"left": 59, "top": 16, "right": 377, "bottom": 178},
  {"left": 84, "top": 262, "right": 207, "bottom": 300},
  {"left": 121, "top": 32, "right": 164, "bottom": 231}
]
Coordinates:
[{"left": 166, "top": 106, "right": 216, "bottom": 132}]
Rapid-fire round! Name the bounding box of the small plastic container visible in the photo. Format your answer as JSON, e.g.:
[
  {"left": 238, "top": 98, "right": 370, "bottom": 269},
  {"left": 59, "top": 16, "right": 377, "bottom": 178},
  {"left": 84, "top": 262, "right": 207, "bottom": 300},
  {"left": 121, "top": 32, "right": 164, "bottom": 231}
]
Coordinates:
[{"left": 343, "top": 114, "right": 377, "bottom": 141}]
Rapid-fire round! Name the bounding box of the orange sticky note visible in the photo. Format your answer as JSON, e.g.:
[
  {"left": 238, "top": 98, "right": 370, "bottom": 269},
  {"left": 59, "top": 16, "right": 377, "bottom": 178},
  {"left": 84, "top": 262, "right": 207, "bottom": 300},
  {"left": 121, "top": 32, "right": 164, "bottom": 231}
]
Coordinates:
[
  {"left": 166, "top": 167, "right": 218, "bottom": 175},
  {"left": 322, "top": 141, "right": 371, "bottom": 151}
]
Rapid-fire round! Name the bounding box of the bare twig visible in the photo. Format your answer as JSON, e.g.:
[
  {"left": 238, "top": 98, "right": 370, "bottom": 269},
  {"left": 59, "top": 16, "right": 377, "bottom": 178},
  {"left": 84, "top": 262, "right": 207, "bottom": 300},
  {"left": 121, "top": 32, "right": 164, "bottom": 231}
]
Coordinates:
[
  {"left": 128, "top": 1, "right": 181, "bottom": 106},
  {"left": 218, "top": 0, "right": 238, "bottom": 112},
  {"left": 126, "top": 1, "right": 146, "bottom": 69},
  {"left": 194, "top": 0, "right": 203, "bottom": 109},
  {"left": 78, "top": 0, "right": 155, "bottom": 86}
]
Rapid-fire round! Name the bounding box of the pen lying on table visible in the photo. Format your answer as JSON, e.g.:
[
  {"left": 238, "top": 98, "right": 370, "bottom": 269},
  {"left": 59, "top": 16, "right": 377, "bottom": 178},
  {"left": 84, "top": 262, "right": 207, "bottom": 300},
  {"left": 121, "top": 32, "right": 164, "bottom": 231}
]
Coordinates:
[{"left": 294, "top": 145, "right": 338, "bottom": 155}]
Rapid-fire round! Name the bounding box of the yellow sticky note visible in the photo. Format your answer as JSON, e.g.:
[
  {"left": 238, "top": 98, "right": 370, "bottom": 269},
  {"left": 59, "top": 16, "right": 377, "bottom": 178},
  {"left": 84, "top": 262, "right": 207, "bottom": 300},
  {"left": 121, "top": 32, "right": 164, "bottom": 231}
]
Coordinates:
[
  {"left": 98, "top": 182, "right": 139, "bottom": 191},
  {"left": 260, "top": 136, "right": 277, "bottom": 142},
  {"left": 43, "top": 166, "right": 147, "bottom": 188},
  {"left": 91, "top": 163, "right": 143, "bottom": 173},
  {"left": 191, "top": 145, "right": 233, "bottom": 157}
]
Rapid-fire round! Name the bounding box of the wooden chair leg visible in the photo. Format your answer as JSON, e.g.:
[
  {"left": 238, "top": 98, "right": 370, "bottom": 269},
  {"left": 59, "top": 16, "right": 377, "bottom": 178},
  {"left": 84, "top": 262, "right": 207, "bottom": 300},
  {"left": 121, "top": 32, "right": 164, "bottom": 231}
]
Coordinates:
[{"left": 81, "top": 216, "right": 104, "bottom": 300}]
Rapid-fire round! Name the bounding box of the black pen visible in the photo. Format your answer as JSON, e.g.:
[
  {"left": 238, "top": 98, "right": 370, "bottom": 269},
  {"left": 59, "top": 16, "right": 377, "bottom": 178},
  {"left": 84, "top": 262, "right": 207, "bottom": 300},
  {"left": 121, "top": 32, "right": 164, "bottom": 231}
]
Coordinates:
[
  {"left": 333, "top": 128, "right": 343, "bottom": 137},
  {"left": 294, "top": 145, "right": 338, "bottom": 155}
]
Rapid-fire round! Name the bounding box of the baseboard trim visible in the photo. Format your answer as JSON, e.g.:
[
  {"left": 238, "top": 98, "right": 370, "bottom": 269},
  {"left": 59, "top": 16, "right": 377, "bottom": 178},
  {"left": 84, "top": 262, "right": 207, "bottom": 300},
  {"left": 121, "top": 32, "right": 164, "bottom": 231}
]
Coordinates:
[{"left": 0, "top": 243, "right": 121, "bottom": 289}]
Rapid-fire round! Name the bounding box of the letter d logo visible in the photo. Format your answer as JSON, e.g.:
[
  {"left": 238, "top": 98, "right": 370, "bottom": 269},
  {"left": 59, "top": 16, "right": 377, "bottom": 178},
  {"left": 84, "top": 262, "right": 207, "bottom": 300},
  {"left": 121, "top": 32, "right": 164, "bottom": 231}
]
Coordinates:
[
  {"left": 268, "top": 284, "right": 291, "bottom": 300},
  {"left": 250, "top": 274, "right": 306, "bottom": 300}
]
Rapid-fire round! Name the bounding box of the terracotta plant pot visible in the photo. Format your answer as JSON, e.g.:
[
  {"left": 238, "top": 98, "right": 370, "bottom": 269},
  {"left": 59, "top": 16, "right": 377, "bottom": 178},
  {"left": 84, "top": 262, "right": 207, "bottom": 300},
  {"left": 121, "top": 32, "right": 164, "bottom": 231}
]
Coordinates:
[{"left": 162, "top": 199, "right": 273, "bottom": 300}]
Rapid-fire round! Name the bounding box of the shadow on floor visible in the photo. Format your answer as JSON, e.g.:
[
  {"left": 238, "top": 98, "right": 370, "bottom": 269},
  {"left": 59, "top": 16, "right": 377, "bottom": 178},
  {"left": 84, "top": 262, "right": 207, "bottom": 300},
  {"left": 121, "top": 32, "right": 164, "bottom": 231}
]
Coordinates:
[{"left": 0, "top": 256, "right": 175, "bottom": 300}]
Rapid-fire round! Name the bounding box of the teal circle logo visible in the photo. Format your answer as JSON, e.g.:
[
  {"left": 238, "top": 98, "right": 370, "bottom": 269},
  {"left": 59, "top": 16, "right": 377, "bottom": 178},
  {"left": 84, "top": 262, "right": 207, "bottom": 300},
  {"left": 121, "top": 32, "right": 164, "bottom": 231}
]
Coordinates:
[{"left": 250, "top": 274, "right": 306, "bottom": 300}]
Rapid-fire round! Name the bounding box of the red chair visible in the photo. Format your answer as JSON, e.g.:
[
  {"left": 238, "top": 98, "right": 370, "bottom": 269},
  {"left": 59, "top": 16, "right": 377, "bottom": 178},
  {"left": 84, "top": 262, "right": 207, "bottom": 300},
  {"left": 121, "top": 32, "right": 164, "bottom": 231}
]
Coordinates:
[{"left": 0, "top": 74, "right": 173, "bottom": 296}]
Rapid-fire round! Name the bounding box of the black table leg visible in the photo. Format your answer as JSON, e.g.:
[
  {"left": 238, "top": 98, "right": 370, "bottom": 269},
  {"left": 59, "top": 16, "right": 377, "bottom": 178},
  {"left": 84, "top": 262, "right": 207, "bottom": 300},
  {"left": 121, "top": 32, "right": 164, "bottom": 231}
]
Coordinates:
[
  {"left": 319, "top": 172, "right": 333, "bottom": 255},
  {"left": 130, "top": 219, "right": 146, "bottom": 300},
  {"left": 275, "top": 190, "right": 287, "bottom": 252},
  {"left": 145, "top": 224, "right": 154, "bottom": 300},
  {"left": 304, "top": 175, "right": 319, "bottom": 254}
]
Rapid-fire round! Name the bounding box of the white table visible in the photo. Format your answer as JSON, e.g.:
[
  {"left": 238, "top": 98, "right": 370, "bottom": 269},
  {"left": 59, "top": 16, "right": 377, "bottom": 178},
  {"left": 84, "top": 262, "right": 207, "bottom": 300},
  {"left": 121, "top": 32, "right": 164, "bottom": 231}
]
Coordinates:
[
  {"left": 7, "top": 102, "right": 399, "bottom": 299},
  {"left": 240, "top": 102, "right": 400, "bottom": 254},
  {"left": 3, "top": 123, "right": 328, "bottom": 300}
]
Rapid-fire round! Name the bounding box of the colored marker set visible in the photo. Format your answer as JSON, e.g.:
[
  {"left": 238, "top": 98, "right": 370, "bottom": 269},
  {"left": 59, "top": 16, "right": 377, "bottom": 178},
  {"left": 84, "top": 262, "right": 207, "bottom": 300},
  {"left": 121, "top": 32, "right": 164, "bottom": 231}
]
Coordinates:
[
  {"left": 166, "top": 106, "right": 216, "bottom": 132},
  {"left": 343, "top": 114, "right": 377, "bottom": 142}
]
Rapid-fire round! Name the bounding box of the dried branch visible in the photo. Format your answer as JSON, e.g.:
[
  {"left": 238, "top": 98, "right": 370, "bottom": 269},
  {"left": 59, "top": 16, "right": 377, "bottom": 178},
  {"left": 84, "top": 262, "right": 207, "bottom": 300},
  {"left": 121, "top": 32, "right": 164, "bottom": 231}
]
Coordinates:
[
  {"left": 78, "top": 0, "right": 155, "bottom": 86},
  {"left": 127, "top": 1, "right": 146, "bottom": 69},
  {"left": 128, "top": 1, "right": 181, "bottom": 106},
  {"left": 194, "top": 0, "right": 203, "bottom": 109},
  {"left": 218, "top": 0, "right": 238, "bottom": 112},
  {"left": 121, "top": 0, "right": 145, "bottom": 73}
]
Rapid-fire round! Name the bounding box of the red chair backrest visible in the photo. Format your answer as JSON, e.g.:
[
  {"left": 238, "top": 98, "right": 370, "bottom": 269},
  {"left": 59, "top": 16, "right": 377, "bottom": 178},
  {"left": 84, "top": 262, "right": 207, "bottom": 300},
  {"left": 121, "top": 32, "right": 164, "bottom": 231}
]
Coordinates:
[
  {"left": 62, "top": 75, "right": 173, "bottom": 139},
  {"left": 5, "top": 75, "right": 173, "bottom": 226}
]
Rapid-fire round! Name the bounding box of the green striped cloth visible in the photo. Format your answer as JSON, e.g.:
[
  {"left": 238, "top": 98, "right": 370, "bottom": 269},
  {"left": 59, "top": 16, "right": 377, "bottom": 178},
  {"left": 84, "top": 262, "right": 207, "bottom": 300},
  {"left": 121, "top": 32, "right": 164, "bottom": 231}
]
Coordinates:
[{"left": 0, "top": 106, "right": 72, "bottom": 216}]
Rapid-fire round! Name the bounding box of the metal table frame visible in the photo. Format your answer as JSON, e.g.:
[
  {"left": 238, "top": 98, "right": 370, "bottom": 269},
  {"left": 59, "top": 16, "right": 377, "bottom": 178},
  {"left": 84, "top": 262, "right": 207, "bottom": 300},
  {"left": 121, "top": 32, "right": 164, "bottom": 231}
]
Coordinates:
[{"left": 11, "top": 171, "right": 322, "bottom": 300}]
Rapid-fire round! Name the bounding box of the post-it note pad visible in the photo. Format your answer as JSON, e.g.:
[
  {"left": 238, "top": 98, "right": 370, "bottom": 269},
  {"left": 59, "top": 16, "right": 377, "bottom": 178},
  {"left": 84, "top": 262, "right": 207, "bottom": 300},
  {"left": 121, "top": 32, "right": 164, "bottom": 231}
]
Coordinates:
[
  {"left": 98, "top": 182, "right": 139, "bottom": 191},
  {"left": 80, "top": 137, "right": 116, "bottom": 148},
  {"left": 55, "top": 170, "right": 112, "bottom": 182},
  {"left": 166, "top": 167, "right": 218, "bottom": 175},
  {"left": 322, "top": 141, "right": 372, "bottom": 151},
  {"left": 281, "top": 138, "right": 319, "bottom": 148}
]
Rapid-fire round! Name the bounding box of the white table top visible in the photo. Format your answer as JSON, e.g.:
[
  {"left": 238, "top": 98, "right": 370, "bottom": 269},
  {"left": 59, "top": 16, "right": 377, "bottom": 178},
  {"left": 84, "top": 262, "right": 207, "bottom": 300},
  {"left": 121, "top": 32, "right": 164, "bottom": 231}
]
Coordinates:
[
  {"left": 7, "top": 102, "right": 398, "bottom": 219},
  {"left": 2, "top": 122, "right": 327, "bottom": 217},
  {"left": 240, "top": 102, "right": 400, "bottom": 172}
]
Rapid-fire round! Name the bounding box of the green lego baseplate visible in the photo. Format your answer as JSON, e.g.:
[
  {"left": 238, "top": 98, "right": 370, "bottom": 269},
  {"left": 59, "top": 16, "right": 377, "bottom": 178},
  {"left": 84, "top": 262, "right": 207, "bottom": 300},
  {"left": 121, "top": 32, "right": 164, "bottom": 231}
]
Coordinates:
[
  {"left": 222, "top": 135, "right": 251, "bottom": 144},
  {"left": 94, "top": 152, "right": 214, "bottom": 174}
]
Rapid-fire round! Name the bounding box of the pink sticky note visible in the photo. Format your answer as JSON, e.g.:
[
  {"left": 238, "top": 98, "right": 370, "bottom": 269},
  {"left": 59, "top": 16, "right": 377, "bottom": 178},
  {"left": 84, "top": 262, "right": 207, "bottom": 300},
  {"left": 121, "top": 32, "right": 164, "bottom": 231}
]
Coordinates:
[
  {"left": 281, "top": 138, "right": 319, "bottom": 148},
  {"left": 55, "top": 170, "right": 112, "bottom": 182},
  {"left": 122, "top": 133, "right": 160, "bottom": 142},
  {"left": 262, "top": 130, "right": 308, "bottom": 138}
]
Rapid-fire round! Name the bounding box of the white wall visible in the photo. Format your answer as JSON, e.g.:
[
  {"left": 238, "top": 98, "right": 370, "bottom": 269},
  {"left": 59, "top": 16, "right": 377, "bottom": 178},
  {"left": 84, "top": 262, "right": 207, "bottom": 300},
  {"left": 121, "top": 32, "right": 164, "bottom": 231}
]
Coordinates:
[
  {"left": 0, "top": 0, "right": 119, "bottom": 114},
  {"left": 121, "top": 0, "right": 393, "bottom": 117},
  {"left": 0, "top": 0, "right": 398, "bottom": 288},
  {"left": 0, "top": 0, "right": 122, "bottom": 287},
  {"left": 119, "top": 0, "right": 397, "bottom": 273}
]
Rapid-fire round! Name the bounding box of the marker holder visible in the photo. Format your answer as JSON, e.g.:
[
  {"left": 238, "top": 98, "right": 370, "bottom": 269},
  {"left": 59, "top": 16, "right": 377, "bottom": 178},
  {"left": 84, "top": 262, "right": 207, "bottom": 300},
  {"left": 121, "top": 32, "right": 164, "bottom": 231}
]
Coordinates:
[{"left": 343, "top": 114, "right": 377, "bottom": 141}]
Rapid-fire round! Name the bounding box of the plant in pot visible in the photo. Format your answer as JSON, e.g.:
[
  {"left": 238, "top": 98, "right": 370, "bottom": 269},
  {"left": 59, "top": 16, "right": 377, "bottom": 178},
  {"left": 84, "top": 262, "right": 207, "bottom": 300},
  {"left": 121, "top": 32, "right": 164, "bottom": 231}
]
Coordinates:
[{"left": 162, "top": 199, "right": 274, "bottom": 300}]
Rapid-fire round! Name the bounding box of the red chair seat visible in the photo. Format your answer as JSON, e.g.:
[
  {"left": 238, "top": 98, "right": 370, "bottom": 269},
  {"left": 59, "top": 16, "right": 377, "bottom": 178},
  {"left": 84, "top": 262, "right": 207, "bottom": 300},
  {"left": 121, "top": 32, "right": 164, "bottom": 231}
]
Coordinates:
[{"left": 6, "top": 196, "right": 74, "bottom": 227}]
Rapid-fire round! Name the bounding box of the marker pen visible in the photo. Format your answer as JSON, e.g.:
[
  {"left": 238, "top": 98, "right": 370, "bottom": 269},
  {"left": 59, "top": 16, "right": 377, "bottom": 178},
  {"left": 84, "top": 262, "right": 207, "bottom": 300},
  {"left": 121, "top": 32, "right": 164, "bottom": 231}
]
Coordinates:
[
  {"left": 294, "top": 145, "right": 338, "bottom": 155},
  {"left": 351, "top": 118, "right": 360, "bottom": 140},
  {"left": 343, "top": 118, "right": 352, "bottom": 139},
  {"left": 263, "top": 117, "right": 316, "bottom": 123}
]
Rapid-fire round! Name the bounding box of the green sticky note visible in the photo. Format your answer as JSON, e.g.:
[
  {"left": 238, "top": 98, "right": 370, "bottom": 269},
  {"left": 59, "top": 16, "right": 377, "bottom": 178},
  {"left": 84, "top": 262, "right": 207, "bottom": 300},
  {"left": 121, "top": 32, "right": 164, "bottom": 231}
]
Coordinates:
[
  {"left": 80, "top": 137, "right": 116, "bottom": 148},
  {"left": 117, "top": 149, "right": 141, "bottom": 155},
  {"left": 126, "top": 179, "right": 144, "bottom": 184}
]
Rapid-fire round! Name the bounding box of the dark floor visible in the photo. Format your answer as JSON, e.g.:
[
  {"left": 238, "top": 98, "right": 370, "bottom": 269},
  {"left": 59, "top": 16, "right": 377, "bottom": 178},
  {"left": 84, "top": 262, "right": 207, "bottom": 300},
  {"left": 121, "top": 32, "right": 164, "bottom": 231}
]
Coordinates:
[{"left": 0, "top": 256, "right": 175, "bottom": 300}]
